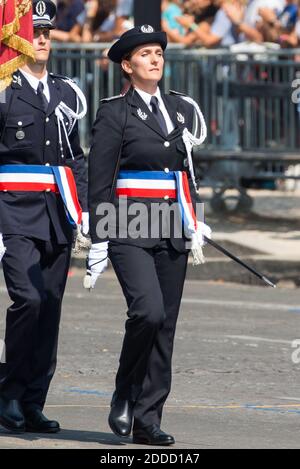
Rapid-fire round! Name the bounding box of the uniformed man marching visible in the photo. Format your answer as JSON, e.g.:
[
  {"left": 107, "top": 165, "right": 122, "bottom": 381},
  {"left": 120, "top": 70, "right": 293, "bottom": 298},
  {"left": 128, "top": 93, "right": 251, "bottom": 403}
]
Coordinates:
[
  {"left": 0, "top": 0, "right": 88, "bottom": 433},
  {"left": 87, "top": 25, "right": 211, "bottom": 445}
]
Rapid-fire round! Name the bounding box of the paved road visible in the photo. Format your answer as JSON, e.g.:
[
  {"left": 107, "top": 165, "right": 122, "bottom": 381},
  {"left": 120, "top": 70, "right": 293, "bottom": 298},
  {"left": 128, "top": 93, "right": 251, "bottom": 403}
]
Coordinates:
[{"left": 0, "top": 271, "right": 300, "bottom": 449}]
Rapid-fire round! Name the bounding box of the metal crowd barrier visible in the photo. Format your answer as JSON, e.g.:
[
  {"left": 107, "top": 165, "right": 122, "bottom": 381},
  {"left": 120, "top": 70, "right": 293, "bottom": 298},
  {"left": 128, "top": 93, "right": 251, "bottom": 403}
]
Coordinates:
[{"left": 50, "top": 43, "right": 300, "bottom": 211}]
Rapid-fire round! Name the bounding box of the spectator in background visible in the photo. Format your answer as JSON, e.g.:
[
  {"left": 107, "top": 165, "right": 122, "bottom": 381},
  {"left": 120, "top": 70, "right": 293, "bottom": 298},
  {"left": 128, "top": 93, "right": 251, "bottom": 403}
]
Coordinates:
[
  {"left": 258, "top": 0, "right": 298, "bottom": 44},
  {"left": 172, "top": 0, "right": 219, "bottom": 46},
  {"left": 69, "top": 0, "right": 132, "bottom": 43},
  {"left": 162, "top": 0, "right": 186, "bottom": 42},
  {"left": 51, "top": 0, "right": 85, "bottom": 41},
  {"left": 176, "top": 0, "right": 243, "bottom": 48},
  {"left": 223, "top": 0, "right": 286, "bottom": 43},
  {"left": 114, "top": 0, "right": 134, "bottom": 36}
]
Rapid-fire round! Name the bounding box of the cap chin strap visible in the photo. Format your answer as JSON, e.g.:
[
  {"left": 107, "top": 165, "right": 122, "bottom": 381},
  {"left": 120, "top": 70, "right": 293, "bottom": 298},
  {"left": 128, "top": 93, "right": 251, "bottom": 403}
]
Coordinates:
[
  {"left": 180, "top": 95, "right": 207, "bottom": 192},
  {"left": 54, "top": 78, "right": 87, "bottom": 159}
]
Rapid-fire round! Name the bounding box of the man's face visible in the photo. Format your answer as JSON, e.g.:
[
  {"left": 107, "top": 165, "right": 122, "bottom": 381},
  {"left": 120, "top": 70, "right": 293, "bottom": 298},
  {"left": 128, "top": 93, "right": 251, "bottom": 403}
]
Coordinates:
[
  {"left": 122, "top": 44, "right": 164, "bottom": 84},
  {"left": 33, "top": 28, "right": 51, "bottom": 64}
]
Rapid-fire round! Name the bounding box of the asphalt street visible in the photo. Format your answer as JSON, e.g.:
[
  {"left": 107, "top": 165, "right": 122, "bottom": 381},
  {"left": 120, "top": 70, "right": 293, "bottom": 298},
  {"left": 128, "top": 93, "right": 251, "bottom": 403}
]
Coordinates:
[{"left": 0, "top": 270, "right": 300, "bottom": 449}]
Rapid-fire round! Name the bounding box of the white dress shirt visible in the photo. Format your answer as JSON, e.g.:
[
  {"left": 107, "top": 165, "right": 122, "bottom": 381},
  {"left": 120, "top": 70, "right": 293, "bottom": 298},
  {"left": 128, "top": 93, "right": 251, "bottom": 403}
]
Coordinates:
[
  {"left": 19, "top": 69, "right": 50, "bottom": 102},
  {"left": 135, "top": 86, "right": 175, "bottom": 135}
]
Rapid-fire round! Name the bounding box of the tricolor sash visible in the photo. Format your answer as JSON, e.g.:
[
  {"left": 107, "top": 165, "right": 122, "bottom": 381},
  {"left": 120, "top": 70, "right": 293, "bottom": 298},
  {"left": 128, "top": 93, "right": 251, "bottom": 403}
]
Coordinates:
[
  {"left": 116, "top": 170, "right": 177, "bottom": 199},
  {"left": 116, "top": 170, "right": 198, "bottom": 238},
  {"left": 0, "top": 165, "right": 82, "bottom": 227}
]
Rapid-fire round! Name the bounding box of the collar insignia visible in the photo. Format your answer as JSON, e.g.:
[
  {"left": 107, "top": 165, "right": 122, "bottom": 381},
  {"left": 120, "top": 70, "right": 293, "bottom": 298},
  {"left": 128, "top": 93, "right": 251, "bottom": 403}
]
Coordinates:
[
  {"left": 12, "top": 75, "right": 22, "bottom": 86},
  {"left": 137, "top": 108, "right": 148, "bottom": 121},
  {"left": 177, "top": 112, "right": 185, "bottom": 124}
]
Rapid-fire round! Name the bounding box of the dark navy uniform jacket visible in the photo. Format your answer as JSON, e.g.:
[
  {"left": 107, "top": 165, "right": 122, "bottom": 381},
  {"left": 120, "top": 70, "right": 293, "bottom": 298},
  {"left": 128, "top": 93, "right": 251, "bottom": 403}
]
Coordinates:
[
  {"left": 88, "top": 87, "right": 201, "bottom": 252},
  {"left": 0, "top": 71, "right": 87, "bottom": 244}
]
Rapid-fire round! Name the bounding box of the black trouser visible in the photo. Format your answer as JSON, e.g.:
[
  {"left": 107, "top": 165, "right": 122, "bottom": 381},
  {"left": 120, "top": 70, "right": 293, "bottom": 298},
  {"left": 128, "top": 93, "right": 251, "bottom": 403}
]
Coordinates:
[
  {"left": 109, "top": 239, "right": 188, "bottom": 429},
  {"left": 0, "top": 234, "right": 71, "bottom": 411}
]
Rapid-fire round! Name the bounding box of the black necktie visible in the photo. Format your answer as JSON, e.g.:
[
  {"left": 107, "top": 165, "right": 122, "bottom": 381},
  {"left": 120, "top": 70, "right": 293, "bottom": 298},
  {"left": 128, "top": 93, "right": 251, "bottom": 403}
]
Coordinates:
[
  {"left": 37, "top": 81, "right": 48, "bottom": 112},
  {"left": 150, "top": 96, "right": 168, "bottom": 136}
]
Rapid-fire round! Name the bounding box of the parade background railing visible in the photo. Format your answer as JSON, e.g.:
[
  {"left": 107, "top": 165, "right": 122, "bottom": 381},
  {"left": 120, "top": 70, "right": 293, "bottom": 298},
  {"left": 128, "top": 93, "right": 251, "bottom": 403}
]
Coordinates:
[{"left": 50, "top": 43, "right": 300, "bottom": 212}]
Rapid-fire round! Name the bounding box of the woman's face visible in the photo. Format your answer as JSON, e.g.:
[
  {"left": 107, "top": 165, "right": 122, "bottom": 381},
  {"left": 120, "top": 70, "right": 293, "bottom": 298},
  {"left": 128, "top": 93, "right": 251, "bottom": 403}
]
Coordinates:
[{"left": 122, "top": 44, "right": 164, "bottom": 86}]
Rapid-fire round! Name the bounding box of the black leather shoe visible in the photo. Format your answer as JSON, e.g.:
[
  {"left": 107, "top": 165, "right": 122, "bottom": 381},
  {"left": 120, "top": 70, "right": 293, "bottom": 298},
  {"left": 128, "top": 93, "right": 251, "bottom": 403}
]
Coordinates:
[
  {"left": 133, "top": 424, "right": 175, "bottom": 446},
  {"left": 24, "top": 409, "right": 60, "bottom": 433},
  {"left": 108, "top": 397, "right": 135, "bottom": 437},
  {"left": 0, "top": 397, "right": 25, "bottom": 433}
]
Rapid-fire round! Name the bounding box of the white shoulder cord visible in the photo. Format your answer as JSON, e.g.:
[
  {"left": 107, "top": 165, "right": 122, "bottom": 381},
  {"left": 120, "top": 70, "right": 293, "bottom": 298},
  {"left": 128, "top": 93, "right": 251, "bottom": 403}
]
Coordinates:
[
  {"left": 179, "top": 95, "right": 208, "bottom": 265},
  {"left": 54, "top": 78, "right": 87, "bottom": 159},
  {"left": 180, "top": 95, "right": 207, "bottom": 192}
]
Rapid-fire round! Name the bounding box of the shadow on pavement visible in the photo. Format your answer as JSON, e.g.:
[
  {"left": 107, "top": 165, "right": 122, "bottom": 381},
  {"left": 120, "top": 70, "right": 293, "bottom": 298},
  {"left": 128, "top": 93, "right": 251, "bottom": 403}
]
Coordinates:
[{"left": 0, "top": 427, "right": 131, "bottom": 446}]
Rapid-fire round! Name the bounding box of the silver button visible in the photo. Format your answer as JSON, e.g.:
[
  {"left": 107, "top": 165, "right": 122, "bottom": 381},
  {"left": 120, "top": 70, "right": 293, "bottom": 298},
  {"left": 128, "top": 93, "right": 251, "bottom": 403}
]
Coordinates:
[
  {"left": 45, "top": 188, "right": 51, "bottom": 193},
  {"left": 164, "top": 141, "right": 170, "bottom": 148},
  {"left": 45, "top": 140, "right": 50, "bottom": 146},
  {"left": 18, "top": 121, "right": 22, "bottom": 126},
  {"left": 164, "top": 195, "right": 170, "bottom": 201},
  {"left": 45, "top": 163, "right": 50, "bottom": 166},
  {"left": 183, "top": 158, "right": 188, "bottom": 167},
  {"left": 45, "top": 117, "right": 49, "bottom": 123},
  {"left": 164, "top": 168, "right": 170, "bottom": 173}
]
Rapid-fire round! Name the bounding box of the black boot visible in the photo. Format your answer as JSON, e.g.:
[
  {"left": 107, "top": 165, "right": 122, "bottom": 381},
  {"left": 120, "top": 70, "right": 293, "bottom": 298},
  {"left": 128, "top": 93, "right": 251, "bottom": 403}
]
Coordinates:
[
  {"left": 24, "top": 408, "right": 60, "bottom": 433},
  {"left": 108, "top": 395, "right": 135, "bottom": 437},
  {"left": 0, "top": 396, "right": 25, "bottom": 433},
  {"left": 133, "top": 424, "right": 175, "bottom": 445}
]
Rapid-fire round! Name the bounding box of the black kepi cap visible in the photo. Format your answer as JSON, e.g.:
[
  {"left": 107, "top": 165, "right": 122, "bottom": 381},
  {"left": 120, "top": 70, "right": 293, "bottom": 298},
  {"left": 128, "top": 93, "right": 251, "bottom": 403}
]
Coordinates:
[
  {"left": 108, "top": 25, "right": 168, "bottom": 64},
  {"left": 33, "top": 0, "right": 56, "bottom": 29}
]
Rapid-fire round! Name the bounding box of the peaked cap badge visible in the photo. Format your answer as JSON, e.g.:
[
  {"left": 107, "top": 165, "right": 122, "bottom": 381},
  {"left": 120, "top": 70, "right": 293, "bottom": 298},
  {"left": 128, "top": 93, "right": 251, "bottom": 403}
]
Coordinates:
[{"left": 141, "top": 25, "right": 154, "bottom": 34}]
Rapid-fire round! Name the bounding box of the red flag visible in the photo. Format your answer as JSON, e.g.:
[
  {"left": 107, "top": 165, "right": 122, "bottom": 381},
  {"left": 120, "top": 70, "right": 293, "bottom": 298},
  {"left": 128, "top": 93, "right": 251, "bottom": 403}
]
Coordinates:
[{"left": 0, "top": 0, "right": 35, "bottom": 91}]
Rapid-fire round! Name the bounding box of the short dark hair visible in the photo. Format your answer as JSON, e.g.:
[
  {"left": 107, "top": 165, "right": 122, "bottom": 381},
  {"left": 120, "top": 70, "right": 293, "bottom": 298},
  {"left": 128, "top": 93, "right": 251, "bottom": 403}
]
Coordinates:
[{"left": 121, "top": 52, "right": 132, "bottom": 82}]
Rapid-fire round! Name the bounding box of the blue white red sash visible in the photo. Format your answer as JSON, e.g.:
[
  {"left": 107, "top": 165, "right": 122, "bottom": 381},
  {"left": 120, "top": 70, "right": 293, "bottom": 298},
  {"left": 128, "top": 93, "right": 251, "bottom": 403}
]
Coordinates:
[
  {"left": 0, "top": 165, "right": 82, "bottom": 227},
  {"left": 174, "top": 171, "right": 197, "bottom": 238},
  {"left": 116, "top": 170, "right": 198, "bottom": 238},
  {"left": 116, "top": 171, "right": 177, "bottom": 199}
]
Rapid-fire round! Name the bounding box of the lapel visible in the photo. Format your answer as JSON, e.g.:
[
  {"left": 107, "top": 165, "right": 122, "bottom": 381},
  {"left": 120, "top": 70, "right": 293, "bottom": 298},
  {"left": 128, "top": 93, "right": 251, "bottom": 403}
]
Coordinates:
[
  {"left": 162, "top": 93, "right": 188, "bottom": 137},
  {"left": 46, "top": 76, "right": 63, "bottom": 117},
  {"left": 15, "top": 71, "right": 62, "bottom": 116},
  {"left": 16, "top": 71, "right": 46, "bottom": 113},
  {"left": 126, "top": 87, "right": 169, "bottom": 139}
]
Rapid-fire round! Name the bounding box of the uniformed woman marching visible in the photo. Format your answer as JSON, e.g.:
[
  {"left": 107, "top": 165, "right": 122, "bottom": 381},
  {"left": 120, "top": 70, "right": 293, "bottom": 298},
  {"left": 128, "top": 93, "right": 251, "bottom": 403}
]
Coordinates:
[{"left": 86, "top": 25, "right": 211, "bottom": 446}]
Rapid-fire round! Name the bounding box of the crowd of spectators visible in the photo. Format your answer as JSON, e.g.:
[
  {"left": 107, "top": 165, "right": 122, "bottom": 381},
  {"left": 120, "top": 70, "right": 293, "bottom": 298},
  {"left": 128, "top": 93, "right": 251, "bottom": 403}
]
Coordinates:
[{"left": 51, "top": 0, "right": 300, "bottom": 48}]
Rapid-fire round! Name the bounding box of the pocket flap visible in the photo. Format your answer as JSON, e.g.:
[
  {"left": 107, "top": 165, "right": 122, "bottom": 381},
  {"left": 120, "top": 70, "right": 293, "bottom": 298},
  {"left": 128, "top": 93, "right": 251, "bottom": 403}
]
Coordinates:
[{"left": 6, "top": 115, "right": 34, "bottom": 128}]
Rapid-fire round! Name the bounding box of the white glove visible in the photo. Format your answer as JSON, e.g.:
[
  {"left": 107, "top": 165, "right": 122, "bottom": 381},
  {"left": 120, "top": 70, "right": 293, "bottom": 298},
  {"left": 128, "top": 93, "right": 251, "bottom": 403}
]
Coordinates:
[
  {"left": 81, "top": 212, "right": 89, "bottom": 236},
  {"left": 83, "top": 242, "right": 108, "bottom": 290},
  {"left": 0, "top": 234, "right": 6, "bottom": 262},
  {"left": 197, "top": 221, "right": 212, "bottom": 246}
]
